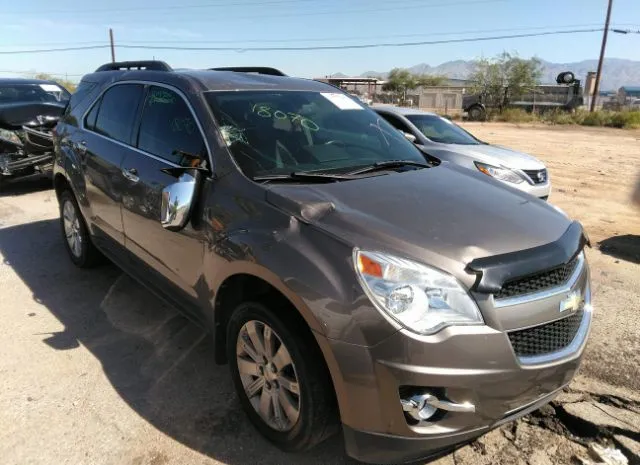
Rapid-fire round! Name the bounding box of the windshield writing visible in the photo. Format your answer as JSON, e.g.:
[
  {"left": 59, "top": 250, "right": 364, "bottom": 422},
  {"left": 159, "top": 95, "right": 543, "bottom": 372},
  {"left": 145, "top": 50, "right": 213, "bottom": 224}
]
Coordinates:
[{"left": 206, "top": 90, "right": 425, "bottom": 178}]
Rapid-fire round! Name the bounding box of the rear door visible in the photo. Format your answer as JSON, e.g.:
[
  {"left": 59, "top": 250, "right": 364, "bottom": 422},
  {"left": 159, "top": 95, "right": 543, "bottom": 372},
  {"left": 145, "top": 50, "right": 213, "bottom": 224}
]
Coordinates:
[
  {"left": 79, "top": 83, "right": 144, "bottom": 250},
  {"left": 120, "top": 84, "right": 209, "bottom": 315}
]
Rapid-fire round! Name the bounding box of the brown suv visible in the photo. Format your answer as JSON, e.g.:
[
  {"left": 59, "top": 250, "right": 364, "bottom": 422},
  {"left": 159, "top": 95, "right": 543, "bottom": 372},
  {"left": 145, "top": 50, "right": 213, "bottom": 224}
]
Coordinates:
[{"left": 53, "top": 61, "right": 592, "bottom": 464}]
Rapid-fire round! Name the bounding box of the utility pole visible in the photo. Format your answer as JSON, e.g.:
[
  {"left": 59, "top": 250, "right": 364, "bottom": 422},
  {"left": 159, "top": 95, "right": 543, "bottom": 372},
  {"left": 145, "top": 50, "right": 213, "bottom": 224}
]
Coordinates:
[
  {"left": 109, "top": 28, "right": 116, "bottom": 63},
  {"left": 591, "top": 0, "right": 613, "bottom": 112}
]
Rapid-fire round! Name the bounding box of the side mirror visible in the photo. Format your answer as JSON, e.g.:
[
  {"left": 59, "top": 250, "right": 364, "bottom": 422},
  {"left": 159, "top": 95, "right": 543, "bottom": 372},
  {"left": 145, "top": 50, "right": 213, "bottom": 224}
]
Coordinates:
[
  {"left": 402, "top": 131, "right": 417, "bottom": 143},
  {"left": 161, "top": 169, "right": 201, "bottom": 231}
]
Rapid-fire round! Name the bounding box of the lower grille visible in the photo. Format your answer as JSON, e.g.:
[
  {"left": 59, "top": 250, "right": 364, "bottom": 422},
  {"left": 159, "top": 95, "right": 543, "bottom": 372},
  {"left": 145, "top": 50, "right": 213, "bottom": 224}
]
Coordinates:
[
  {"left": 508, "top": 310, "right": 584, "bottom": 357},
  {"left": 523, "top": 168, "right": 548, "bottom": 184}
]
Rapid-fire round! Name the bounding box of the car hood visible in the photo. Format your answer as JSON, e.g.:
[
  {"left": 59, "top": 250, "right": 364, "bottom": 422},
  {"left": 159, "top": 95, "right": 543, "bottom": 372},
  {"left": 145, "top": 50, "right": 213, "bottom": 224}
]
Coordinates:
[
  {"left": 426, "top": 142, "right": 545, "bottom": 170},
  {"left": 0, "top": 101, "right": 66, "bottom": 130},
  {"left": 265, "top": 164, "right": 570, "bottom": 286}
]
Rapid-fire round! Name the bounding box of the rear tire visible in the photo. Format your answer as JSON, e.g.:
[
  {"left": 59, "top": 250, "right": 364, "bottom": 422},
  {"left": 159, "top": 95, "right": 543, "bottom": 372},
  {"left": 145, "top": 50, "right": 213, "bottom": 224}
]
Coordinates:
[
  {"left": 227, "top": 302, "right": 338, "bottom": 452},
  {"left": 468, "top": 105, "right": 486, "bottom": 121},
  {"left": 59, "top": 190, "right": 103, "bottom": 268}
]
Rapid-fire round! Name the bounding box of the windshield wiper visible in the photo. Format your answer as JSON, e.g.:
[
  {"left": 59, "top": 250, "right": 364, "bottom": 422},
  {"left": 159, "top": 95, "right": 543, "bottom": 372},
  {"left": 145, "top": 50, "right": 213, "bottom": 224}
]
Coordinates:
[
  {"left": 345, "top": 160, "right": 429, "bottom": 176},
  {"left": 252, "top": 171, "right": 355, "bottom": 183}
]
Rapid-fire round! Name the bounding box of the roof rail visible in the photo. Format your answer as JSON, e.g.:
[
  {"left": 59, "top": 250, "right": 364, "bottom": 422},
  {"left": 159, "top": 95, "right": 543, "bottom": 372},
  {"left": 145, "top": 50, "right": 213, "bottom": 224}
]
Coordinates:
[
  {"left": 95, "top": 61, "right": 173, "bottom": 72},
  {"left": 210, "top": 67, "right": 286, "bottom": 76}
]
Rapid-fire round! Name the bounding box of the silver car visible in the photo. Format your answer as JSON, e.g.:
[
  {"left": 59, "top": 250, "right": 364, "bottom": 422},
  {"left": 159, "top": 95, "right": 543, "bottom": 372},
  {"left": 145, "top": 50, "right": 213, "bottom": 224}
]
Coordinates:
[{"left": 374, "top": 106, "right": 551, "bottom": 199}]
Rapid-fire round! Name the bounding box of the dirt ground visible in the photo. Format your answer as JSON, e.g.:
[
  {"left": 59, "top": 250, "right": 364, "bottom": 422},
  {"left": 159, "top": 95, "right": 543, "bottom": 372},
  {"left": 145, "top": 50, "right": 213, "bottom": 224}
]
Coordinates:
[{"left": 0, "top": 123, "right": 639, "bottom": 465}]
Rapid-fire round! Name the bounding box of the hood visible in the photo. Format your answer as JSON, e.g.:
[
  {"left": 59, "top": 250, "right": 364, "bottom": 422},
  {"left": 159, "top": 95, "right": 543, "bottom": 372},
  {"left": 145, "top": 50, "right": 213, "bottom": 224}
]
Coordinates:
[
  {"left": 265, "top": 164, "right": 570, "bottom": 286},
  {"left": 0, "top": 102, "right": 66, "bottom": 130},
  {"left": 427, "top": 143, "right": 545, "bottom": 171}
]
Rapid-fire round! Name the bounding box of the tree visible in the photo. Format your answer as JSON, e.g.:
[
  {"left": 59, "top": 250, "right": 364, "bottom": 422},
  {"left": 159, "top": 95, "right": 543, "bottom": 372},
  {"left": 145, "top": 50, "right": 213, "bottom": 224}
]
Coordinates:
[
  {"left": 468, "top": 53, "right": 542, "bottom": 114},
  {"left": 382, "top": 68, "right": 447, "bottom": 104},
  {"left": 33, "top": 73, "right": 77, "bottom": 93}
]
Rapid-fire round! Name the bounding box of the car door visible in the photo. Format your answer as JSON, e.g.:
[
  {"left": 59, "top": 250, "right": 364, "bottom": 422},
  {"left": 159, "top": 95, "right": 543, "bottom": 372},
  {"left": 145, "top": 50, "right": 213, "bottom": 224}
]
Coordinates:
[
  {"left": 77, "top": 83, "right": 144, "bottom": 250},
  {"left": 120, "top": 84, "right": 209, "bottom": 317}
]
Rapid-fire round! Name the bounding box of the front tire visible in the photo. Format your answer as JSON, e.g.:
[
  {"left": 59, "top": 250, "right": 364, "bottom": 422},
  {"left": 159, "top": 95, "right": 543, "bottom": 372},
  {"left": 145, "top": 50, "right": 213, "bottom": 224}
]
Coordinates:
[
  {"left": 227, "top": 302, "right": 338, "bottom": 452},
  {"left": 59, "top": 190, "right": 102, "bottom": 268}
]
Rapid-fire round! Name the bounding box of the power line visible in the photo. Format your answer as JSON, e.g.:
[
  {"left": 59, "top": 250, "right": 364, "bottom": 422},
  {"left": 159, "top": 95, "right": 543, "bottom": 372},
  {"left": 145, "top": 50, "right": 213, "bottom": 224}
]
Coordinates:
[
  {"left": 0, "top": 28, "right": 604, "bottom": 55},
  {"left": 0, "top": 22, "right": 611, "bottom": 48},
  {"left": 13, "top": 0, "right": 508, "bottom": 23},
  {"left": 0, "top": 45, "right": 109, "bottom": 55},
  {"left": 115, "top": 28, "right": 605, "bottom": 52},
  {"left": 101, "top": 23, "right": 613, "bottom": 45}
]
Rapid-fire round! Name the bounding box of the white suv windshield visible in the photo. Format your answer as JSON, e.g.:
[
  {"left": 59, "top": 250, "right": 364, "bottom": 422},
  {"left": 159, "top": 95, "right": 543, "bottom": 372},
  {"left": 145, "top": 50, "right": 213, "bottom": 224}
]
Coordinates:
[
  {"left": 406, "top": 114, "right": 480, "bottom": 145},
  {"left": 206, "top": 90, "right": 426, "bottom": 178}
]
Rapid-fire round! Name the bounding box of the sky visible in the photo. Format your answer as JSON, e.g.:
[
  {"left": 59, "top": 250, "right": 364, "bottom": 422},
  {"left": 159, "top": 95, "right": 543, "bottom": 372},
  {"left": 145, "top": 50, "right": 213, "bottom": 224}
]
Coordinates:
[{"left": 1, "top": 0, "right": 639, "bottom": 81}]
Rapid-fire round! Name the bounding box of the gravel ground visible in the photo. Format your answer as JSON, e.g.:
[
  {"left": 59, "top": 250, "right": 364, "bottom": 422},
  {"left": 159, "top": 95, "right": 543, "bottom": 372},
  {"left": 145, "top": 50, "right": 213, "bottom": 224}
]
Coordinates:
[{"left": 0, "top": 124, "right": 639, "bottom": 465}]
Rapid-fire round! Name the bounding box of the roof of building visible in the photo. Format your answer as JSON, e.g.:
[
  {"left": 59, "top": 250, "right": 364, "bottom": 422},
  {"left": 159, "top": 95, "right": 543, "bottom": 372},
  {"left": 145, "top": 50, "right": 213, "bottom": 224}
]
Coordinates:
[{"left": 620, "top": 86, "right": 640, "bottom": 92}]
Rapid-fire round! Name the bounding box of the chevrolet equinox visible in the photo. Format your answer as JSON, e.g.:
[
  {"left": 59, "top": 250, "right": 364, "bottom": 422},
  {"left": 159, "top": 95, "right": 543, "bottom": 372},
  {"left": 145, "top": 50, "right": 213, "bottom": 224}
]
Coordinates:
[{"left": 53, "top": 61, "right": 592, "bottom": 464}]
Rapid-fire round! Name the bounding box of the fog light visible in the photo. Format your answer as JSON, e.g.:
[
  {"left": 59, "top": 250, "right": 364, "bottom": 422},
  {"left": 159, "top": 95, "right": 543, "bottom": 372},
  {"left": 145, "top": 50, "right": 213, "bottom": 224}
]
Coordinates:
[
  {"left": 400, "top": 393, "right": 439, "bottom": 422},
  {"left": 400, "top": 391, "right": 476, "bottom": 423}
]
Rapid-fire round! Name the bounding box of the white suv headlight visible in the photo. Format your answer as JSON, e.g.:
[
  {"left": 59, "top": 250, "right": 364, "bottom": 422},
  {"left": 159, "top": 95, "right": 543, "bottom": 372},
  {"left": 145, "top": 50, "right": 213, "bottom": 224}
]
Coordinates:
[{"left": 353, "top": 250, "right": 483, "bottom": 335}]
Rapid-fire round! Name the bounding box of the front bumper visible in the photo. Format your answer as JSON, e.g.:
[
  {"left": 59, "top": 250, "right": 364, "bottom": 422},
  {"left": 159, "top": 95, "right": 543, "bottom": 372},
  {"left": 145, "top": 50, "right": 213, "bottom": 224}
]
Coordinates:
[
  {"left": 330, "top": 269, "right": 591, "bottom": 464},
  {"left": 514, "top": 179, "right": 551, "bottom": 199},
  {"left": 343, "top": 385, "right": 565, "bottom": 464}
]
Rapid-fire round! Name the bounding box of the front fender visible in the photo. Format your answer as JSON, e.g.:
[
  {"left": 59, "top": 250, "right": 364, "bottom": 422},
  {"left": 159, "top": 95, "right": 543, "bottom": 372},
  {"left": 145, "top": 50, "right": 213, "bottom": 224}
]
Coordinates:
[{"left": 205, "top": 217, "right": 397, "bottom": 347}]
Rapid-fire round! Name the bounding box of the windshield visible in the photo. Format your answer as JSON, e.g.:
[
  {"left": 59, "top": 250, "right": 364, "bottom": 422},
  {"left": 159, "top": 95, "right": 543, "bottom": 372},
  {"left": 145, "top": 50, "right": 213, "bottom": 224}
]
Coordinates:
[
  {"left": 406, "top": 114, "right": 480, "bottom": 145},
  {"left": 206, "top": 90, "right": 426, "bottom": 178},
  {"left": 0, "top": 83, "right": 70, "bottom": 105}
]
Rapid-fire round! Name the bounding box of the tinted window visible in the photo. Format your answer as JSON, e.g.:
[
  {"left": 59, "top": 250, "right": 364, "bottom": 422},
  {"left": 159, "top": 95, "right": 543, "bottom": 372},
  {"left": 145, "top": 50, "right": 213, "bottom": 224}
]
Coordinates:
[
  {"left": 405, "top": 114, "right": 480, "bottom": 145},
  {"left": 94, "top": 84, "right": 144, "bottom": 144},
  {"left": 0, "top": 83, "right": 70, "bottom": 105},
  {"left": 206, "top": 90, "right": 425, "bottom": 178},
  {"left": 137, "top": 86, "right": 205, "bottom": 165},
  {"left": 380, "top": 112, "right": 411, "bottom": 132},
  {"left": 84, "top": 98, "right": 100, "bottom": 130}
]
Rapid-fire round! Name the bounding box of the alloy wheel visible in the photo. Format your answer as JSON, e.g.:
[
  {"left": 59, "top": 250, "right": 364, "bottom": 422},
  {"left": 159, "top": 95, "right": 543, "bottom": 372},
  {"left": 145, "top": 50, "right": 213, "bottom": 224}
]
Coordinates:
[
  {"left": 62, "top": 200, "right": 82, "bottom": 258},
  {"left": 236, "top": 320, "right": 301, "bottom": 432}
]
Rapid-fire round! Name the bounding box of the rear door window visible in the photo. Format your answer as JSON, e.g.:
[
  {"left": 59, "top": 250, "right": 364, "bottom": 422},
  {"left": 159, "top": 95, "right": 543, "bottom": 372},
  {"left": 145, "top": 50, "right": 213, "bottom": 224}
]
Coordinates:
[
  {"left": 136, "top": 86, "right": 206, "bottom": 165},
  {"left": 93, "top": 84, "right": 144, "bottom": 144}
]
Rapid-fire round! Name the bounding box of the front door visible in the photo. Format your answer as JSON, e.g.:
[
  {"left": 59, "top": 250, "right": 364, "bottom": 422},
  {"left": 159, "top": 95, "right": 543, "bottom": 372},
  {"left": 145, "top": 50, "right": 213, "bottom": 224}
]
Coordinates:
[
  {"left": 120, "top": 85, "right": 209, "bottom": 316},
  {"left": 78, "top": 83, "right": 145, "bottom": 249}
]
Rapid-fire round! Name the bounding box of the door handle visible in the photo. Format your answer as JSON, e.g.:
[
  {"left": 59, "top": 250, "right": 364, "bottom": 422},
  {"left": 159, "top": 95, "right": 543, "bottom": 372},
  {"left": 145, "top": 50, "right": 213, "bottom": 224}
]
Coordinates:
[{"left": 122, "top": 167, "right": 139, "bottom": 183}]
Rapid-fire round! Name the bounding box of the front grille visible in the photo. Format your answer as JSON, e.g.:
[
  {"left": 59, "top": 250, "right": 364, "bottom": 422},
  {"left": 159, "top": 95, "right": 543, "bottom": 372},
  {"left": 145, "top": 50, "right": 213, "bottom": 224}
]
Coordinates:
[
  {"left": 508, "top": 310, "right": 584, "bottom": 357},
  {"left": 523, "top": 169, "right": 548, "bottom": 184},
  {"left": 494, "top": 256, "right": 579, "bottom": 300}
]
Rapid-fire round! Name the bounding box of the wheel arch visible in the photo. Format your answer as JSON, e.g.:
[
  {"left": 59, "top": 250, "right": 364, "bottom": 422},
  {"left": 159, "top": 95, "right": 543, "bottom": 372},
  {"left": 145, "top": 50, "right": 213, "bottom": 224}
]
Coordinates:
[{"left": 211, "top": 269, "right": 349, "bottom": 424}]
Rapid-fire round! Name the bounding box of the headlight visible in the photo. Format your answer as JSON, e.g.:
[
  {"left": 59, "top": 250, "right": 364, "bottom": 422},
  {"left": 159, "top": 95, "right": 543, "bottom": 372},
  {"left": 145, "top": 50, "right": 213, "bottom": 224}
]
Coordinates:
[
  {"left": 353, "top": 250, "right": 483, "bottom": 335},
  {"left": 475, "top": 162, "right": 524, "bottom": 184},
  {"left": 0, "top": 129, "right": 21, "bottom": 145}
]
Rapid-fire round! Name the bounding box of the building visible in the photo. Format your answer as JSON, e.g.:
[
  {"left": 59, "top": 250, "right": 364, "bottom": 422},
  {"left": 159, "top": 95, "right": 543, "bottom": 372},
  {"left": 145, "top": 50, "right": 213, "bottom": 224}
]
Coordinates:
[
  {"left": 315, "top": 76, "right": 465, "bottom": 115},
  {"left": 618, "top": 86, "right": 640, "bottom": 104}
]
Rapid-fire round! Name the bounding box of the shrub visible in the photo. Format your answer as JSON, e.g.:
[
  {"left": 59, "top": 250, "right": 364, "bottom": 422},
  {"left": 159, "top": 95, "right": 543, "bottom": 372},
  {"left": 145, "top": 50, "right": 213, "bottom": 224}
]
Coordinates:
[
  {"left": 495, "top": 108, "right": 538, "bottom": 123},
  {"left": 542, "top": 109, "right": 576, "bottom": 125},
  {"left": 581, "top": 110, "right": 612, "bottom": 127},
  {"left": 608, "top": 111, "right": 640, "bottom": 129}
]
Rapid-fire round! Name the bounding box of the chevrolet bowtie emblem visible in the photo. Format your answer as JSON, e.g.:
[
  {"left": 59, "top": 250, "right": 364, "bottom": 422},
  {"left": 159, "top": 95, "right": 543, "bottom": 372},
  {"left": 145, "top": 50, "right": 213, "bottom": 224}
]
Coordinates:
[{"left": 560, "top": 290, "right": 583, "bottom": 313}]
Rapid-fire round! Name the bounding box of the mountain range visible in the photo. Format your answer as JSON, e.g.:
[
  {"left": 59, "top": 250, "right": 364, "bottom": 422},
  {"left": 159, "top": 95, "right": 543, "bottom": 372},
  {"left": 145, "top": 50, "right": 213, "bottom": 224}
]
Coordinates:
[{"left": 334, "top": 58, "right": 640, "bottom": 91}]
